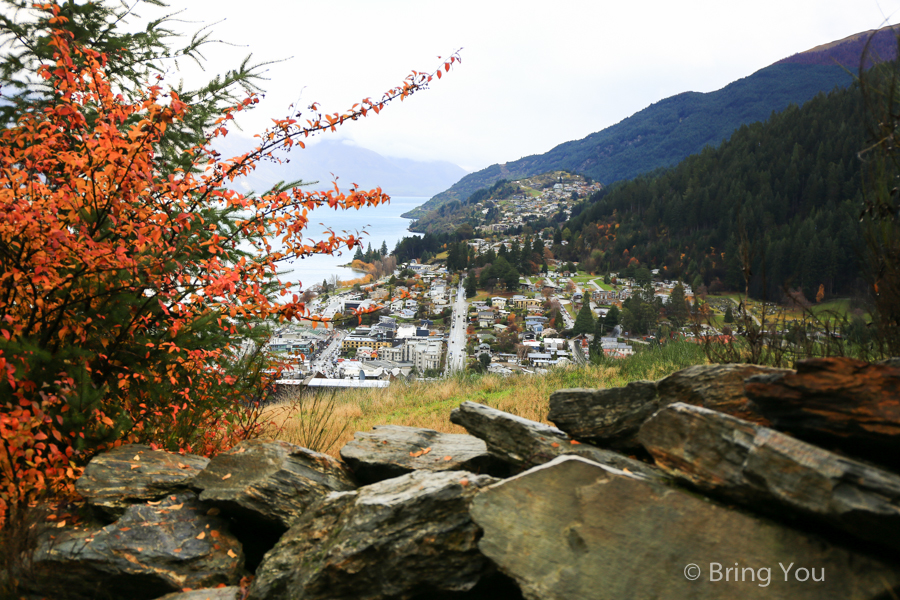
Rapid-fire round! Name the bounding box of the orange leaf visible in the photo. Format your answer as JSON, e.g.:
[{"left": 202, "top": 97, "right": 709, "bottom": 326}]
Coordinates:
[
  {"left": 196, "top": 531, "right": 206, "bottom": 540},
  {"left": 221, "top": 473, "right": 232, "bottom": 480}
]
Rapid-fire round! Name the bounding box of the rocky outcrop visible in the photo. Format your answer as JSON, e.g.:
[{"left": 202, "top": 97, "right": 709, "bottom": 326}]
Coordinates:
[
  {"left": 745, "top": 357, "right": 900, "bottom": 468},
  {"left": 247, "top": 470, "right": 506, "bottom": 600},
  {"left": 638, "top": 402, "right": 900, "bottom": 551},
  {"left": 27, "top": 492, "right": 244, "bottom": 600},
  {"left": 548, "top": 364, "right": 782, "bottom": 449},
  {"left": 155, "top": 589, "right": 240, "bottom": 600},
  {"left": 191, "top": 439, "right": 356, "bottom": 529},
  {"left": 547, "top": 380, "right": 658, "bottom": 449},
  {"left": 32, "top": 356, "right": 900, "bottom": 600},
  {"left": 340, "top": 424, "right": 502, "bottom": 483},
  {"left": 449, "top": 401, "right": 662, "bottom": 479},
  {"left": 76, "top": 444, "right": 209, "bottom": 519},
  {"left": 472, "top": 455, "right": 900, "bottom": 600}
]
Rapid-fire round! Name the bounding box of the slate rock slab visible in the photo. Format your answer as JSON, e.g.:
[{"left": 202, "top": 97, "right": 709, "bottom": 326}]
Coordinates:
[
  {"left": 191, "top": 439, "right": 356, "bottom": 529},
  {"left": 471, "top": 455, "right": 900, "bottom": 600},
  {"left": 548, "top": 380, "right": 659, "bottom": 448},
  {"left": 450, "top": 401, "right": 661, "bottom": 479},
  {"left": 340, "top": 424, "right": 503, "bottom": 484},
  {"left": 639, "top": 402, "right": 900, "bottom": 552},
  {"left": 549, "top": 365, "right": 783, "bottom": 450},
  {"left": 154, "top": 588, "right": 240, "bottom": 600},
  {"left": 27, "top": 492, "right": 244, "bottom": 600},
  {"left": 76, "top": 444, "right": 209, "bottom": 519},
  {"left": 248, "top": 470, "right": 500, "bottom": 600},
  {"left": 745, "top": 357, "right": 900, "bottom": 468}
]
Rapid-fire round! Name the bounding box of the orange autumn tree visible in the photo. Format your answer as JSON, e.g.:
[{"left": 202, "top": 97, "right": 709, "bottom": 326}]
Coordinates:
[{"left": 0, "top": 4, "right": 459, "bottom": 524}]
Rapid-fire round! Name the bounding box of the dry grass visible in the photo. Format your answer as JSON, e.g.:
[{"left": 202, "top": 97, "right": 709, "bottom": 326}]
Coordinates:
[{"left": 263, "top": 341, "right": 707, "bottom": 459}]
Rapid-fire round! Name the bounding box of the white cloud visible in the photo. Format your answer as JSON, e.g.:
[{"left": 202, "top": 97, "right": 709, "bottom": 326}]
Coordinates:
[{"left": 139, "top": 0, "right": 900, "bottom": 171}]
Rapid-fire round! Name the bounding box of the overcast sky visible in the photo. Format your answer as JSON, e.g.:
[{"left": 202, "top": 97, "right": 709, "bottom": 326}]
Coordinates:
[{"left": 151, "top": 0, "right": 900, "bottom": 172}]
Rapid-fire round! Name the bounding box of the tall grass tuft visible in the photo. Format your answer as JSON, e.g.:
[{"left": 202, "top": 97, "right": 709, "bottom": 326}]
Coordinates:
[{"left": 264, "top": 341, "right": 707, "bottom": 458}]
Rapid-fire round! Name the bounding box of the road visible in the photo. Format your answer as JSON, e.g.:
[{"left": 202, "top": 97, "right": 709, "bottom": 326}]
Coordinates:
[
  {"left": 311, "top": 330, "right": 346, "bottom": 377},
  {"left": 569, "top": 339, "right": 587, "bottom": 366},
  {"left": 553, "top": 295, "right": 575, "bottom": 330},
  {"left": 444, "top": 283, "right": 468, "bottom": 376}
]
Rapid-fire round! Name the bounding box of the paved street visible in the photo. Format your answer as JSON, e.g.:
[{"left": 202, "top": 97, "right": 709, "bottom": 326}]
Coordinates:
[
  {"left": 445, "top": 283, "right": 468, "bottom": 376},
  {"left": 311, "top": 330, "right": 346, "bottom": 377}
]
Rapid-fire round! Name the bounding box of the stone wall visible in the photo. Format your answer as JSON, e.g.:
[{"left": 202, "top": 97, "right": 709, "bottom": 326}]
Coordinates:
[{"left": 23, "top": 357, "right": 900, "bottom": 600}]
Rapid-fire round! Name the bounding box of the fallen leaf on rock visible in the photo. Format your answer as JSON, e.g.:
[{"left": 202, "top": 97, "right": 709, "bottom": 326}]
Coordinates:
[
  {"left": 130, "top": 464, "right": 140, "bottom": 470},
  {"left": 550, "top": 442, "right": 560, "bottom": 448},
  {"left": 443, "top": 456, "right": 453, "bottom": 461},
  {"left": 221, "top": 473, "right": 232, "bottom": 480},
  {"left": 147, "top": 501, "right": 162, "bottom": 506},
  {"left": 56, "top": 521, "right": 66, "bottom": 528},
  {"left": 168, "top": 503, "right": 184, "bottom": 510},
  {"left": 421, "top": 447, "right": 432, "bottom": 456},
  {"left": 227, "top": 549, "right": 238, "bottom": 558},
  {"left": 569, "top": 440, "right": 581, "bottom": 445},
  {"left": 210, "top": 530, "right": 221, "bottom": 538},
  {"left": 196, "top": 531, "right": 206, "bottom": 540},
  {"left": 119, "top": 527, "right": 131, "bottom": 532},
  {"left": 173, "top": 548, "right": 182, "bottom": 553},
  {"left": 459, "top": 478, "right": 469, "bottom": 487},
  {"left": 133, "top": 455, "right": 141, "bottom": 461},
  {"left": 206, "top": 508, "right": 221, "bottom": 516}
]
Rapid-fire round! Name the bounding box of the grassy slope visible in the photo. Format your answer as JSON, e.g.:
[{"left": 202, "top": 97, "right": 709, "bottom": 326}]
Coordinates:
[{"left": 265, "top": 341, "right": 707, "bottom": 457}]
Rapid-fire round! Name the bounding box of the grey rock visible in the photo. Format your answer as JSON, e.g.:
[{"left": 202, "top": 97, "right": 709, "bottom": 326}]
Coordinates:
[
  {"left": 548, "top": 380, "right": 658, "bottom": 448},
  {"left": 638, "top": 402, "right": 900, "bottom": 551},
  {"left": 450, "top": 401, "right": 661, "bottom": 479},
  {"left": 154, "top": 588, "right": 240, "bottom": 600},
  {"left": 247, "top": 470, "right": 499, "bottom": 600},
  {"left": 548, "top": 364, "right": 783, "bottom": 450},
  {"left": 27, "top": 492, "right": 244, "bottom": 600},
  {"left": 76, "top": 444, "right": 209, "bottom": 519},
  {"left": 471, "top": 455, "right": 900, "bottom": 600},
  {"left": 340, "top": 424, "right": 502, "bottom": 484},
  {"left": 192, "top": 439, "right": 355, "bottom": 529},
  {"left": 745, "top": 357, "right": 900, "bottom": 469}
]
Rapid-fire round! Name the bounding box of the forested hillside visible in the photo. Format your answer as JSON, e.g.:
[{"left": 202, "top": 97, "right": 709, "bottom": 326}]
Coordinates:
[
  {"left": 404, "top": 26, "right": 898, "bottom": 220},
  {"left": 556, "top": 80, "right": 869, "bottom": 301}
]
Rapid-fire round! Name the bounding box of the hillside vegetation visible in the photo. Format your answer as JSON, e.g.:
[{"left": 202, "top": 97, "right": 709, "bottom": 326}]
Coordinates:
[{"left": 555, "top": 78, "right": 868, "bottom": 302}]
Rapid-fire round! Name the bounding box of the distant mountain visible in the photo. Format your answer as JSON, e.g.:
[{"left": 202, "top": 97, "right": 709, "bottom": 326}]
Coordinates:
[
  {"left": 404, "top": 26, "right": 898, "bottom": 219},
  {"left": 777, "top": 25, "right": 898, "bottom": 67},
  {"left": 215, "top": 138, "right": 468, "bottom": 198}
]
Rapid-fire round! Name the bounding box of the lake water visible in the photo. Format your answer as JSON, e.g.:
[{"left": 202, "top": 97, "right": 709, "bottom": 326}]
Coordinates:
[{"left": 275, "top": 196, "right": 426, "bottom": 289}]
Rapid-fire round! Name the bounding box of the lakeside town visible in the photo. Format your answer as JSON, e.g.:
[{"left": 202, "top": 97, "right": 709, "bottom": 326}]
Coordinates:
[{"left": 267, "top": 244, "right": 719, "bottom": 391}]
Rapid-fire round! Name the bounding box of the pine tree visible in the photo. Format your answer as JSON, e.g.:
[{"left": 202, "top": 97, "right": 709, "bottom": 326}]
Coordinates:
[
  {"left": 465, "top": 275, "right": 477, "bottom": 298},
  {"left": 667, "top": 282, "right": 689, "bottom": 328},
  {"left": 573, "top": 303, "right": 595, "bottom": 336},
  {"left": 724, "top": 305, "right": 735, "bottom": 324},
  {"left": 380, "top": 241, "right": 389, "bottom": 257}
]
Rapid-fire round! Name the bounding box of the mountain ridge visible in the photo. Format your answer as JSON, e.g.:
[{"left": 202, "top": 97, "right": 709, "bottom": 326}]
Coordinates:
[{"left": 403, "top": 25, "right": 898, "bottom": 220}]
